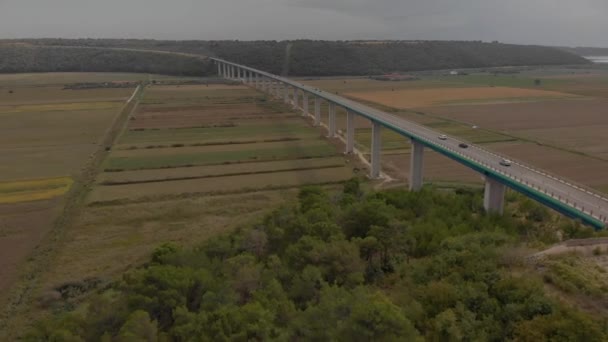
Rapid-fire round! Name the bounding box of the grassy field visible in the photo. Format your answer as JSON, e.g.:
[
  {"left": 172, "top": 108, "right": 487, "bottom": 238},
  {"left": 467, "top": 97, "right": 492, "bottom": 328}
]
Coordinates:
[
  {"left": 0, "top": 74, "right": 140, "bottom": 326},
  {"left": 345, "top": 86, "right": 577, "bottom": 108},
  {"left": 0, "top": 80, "right": 360, "bottom": 337}
]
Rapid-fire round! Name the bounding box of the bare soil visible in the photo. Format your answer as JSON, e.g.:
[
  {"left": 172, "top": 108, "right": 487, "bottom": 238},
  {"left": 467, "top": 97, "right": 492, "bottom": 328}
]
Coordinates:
[
  {"left": 346, "top": 87, "right": 576, "bottom": 108},
  {"left": 415, "top": 98, "right": 608, "bottom": 131}
]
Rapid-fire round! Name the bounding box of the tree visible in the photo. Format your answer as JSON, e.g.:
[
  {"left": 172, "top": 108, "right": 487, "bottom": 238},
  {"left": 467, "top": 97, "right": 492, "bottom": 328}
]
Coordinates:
[
  {"left": 117, "top": 310, "right": 158, "bottom": 342},
  {"left": 338, "top": 291, "right": 420, "bottom": 341}
]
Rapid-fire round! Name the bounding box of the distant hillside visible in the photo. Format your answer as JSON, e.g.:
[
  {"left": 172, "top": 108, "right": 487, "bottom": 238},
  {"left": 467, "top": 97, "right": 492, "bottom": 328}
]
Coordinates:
[
  {"left": 1, "top": 39, "right": 590, "bottom": 77},
  {"left": 0, "top": 43, "right": 213, "bottom": 76},
  {"left": 561, "top": 46, "right": 608, "bottom": 56}
]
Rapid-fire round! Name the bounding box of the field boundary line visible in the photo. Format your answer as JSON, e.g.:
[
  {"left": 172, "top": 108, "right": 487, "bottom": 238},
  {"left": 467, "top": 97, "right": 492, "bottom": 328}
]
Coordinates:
[{"left": 98, "top": 164, "right": 347, "bottom": 186}]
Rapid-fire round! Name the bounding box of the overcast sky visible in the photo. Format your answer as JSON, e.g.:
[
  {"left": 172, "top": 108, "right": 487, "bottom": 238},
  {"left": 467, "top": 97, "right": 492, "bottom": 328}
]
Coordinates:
[{"left": 1, "top": 0, "right": 607, "bottom": 47}]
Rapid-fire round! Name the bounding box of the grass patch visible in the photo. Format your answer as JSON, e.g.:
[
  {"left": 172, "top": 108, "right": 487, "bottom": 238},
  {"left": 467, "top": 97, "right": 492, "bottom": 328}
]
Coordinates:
[
  {"left": 0, "top": 101, "right": 121, "bottom": 114},
  {"left": 104, "top": 143, "right": 338, "bottom": 171},
  {"left": 119, "top": 123, "right": 318, "bottom": 145},
  {"left": 0, "top": 177, "right": 73, "bottom": 204},
  {"left": 542, "top": 254, "right": 608, "bottom": 299}
]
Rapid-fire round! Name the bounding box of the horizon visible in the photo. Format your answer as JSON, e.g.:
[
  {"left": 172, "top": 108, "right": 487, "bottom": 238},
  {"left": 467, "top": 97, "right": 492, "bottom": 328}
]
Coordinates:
[{"left": 2, "top": 37, "right": 607, "bottom": 49}]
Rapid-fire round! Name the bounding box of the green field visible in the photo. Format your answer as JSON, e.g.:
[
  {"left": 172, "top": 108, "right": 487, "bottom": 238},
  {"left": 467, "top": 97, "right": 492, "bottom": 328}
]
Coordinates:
[{"left": 105, "top": 141, "right": 337, "bottom": 171}]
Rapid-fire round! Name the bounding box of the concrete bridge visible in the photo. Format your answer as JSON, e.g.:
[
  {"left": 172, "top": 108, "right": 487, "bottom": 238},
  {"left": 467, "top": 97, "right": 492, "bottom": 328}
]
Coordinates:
[{"left": 212, "top": 58, "right": 608, "bottom": 230}]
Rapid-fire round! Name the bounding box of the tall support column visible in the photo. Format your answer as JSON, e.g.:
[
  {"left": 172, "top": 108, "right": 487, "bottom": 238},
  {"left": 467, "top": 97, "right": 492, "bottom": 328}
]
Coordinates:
[
  {"left": 409, "top": 139, "right": 424, "bottom": 191},
  {"left": 346, "top": 110, "right": 355, "bottom": 154},
  {"left": 370, "top": 121, "right": 382, "bottom": 179},
  {"left": 217, "top": 63, "right": 221, "bottom": 77},
  {"left": 293, "top": 88, "right": 299, "bottom": 109},
  {"left": 314, "top": 97, "right": 321, "bottom": 126},
  {"left": 255, "top": 73, "right": 260, "bottom": 88},
  {"left": 229, "top": 65, "right": 234, "bottom": 79},
  {"left": 328, "top": 103, "right": 336, "bottom": 137},
  {"left": 283, "top": 84, "right": 289, "bottom": 103},
  {"left": 484, "top": 177, "right": 506, "bottom": 215},
  {"left": 303, "top": 92, "right": 309, "bottom": 116}
]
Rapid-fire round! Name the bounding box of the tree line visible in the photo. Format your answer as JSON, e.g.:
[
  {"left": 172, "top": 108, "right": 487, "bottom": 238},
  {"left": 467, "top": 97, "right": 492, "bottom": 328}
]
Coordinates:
[
  {"left": 0, "top": 44, "right": 213, "bottom": 76},
  {"left": 1, "top": 39, "right": 589, "bottom": 77},
  {"left": 27, "top": 180, "right": 607, "bottom": 341}
]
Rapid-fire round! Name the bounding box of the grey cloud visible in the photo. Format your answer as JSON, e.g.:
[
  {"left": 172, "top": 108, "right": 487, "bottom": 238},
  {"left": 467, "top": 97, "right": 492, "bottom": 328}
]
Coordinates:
[{"left": 0, "top": 0, "right": 606, "bottom": 46}]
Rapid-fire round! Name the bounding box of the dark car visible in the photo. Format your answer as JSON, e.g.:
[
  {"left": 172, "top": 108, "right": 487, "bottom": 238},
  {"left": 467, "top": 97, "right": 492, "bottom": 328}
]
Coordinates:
[{"left": 458, "top": 143, "right": 468, "bottom": 148}]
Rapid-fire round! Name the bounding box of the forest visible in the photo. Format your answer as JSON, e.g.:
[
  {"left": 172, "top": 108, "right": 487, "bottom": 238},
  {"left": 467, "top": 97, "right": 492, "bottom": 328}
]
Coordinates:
[
  {"left": 0, "top": 44, "right": 212, "bottom": 76},
  {"left": 27, "top": 180, "right": 608, "bottom": 341},
  {"left": 1, "top": 39, "right": 589, "bottom": 77}
]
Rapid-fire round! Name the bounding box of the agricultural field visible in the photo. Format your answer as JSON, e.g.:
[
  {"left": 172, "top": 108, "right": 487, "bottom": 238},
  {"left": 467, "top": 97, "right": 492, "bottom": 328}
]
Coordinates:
[
  {"left": 303, "top": 66, "right": 608, "bottom": 191},
  {"left": 0, "top": 81, "right": 358, "bottom": 336},
  {"left": 0, "top": 73, "right": 138, "bottom": 309}
]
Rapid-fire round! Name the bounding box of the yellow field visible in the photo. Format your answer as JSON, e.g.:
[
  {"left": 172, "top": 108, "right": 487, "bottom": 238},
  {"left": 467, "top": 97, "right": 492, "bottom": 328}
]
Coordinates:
[
  {"left": 0, "top": 177, "right": 73, "bottom": 204},
  {"left": 345, "top": 86, "right": 577, "bottom": 108},
  {"left": 0, "top": 101, "right": 121, "bottom": 114}
]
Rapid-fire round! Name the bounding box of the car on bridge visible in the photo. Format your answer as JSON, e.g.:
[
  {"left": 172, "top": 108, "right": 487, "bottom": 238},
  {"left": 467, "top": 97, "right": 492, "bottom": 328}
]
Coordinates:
[
  {"left": 458, "top": 143, "right": 468, "bottom": 148},
  {"left": 500, "top": 159, "right": 512, "bottom": 167},
  {"left": 438, "top": 134, "right": 447, "bottom": 140}
]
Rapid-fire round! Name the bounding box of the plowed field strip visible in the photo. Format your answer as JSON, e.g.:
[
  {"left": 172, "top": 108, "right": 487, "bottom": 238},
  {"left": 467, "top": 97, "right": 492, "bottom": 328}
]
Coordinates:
[
  {"left": 98, "top": 156, "right": 347, "bottom": 184},
  {"left": 104, "top": 144, "right": 338, "bottom": 171},
  {"left": 111, "top": 139, "right": 330, "bottom": 158},
  {"left": 119, "top": 123, "right": 317, "bottom": 144},
  {"left": 88, "top": 166, "right": 354, "bottom": 203}
]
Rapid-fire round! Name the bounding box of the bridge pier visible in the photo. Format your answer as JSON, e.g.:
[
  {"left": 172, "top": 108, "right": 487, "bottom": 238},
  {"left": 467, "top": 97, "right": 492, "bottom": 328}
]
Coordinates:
[
  {"left": 271, "top": 81, "right": 277, "bottom": 98},
  {"left": 293, "top": 88, "right": 300, "bottom": 109},
  {"left": 283, "top": 84, "right": 289, "bottom": 104},
  {"left": 303, "top": 92, "right": 309, "bottom": 116},
  {"left": 328, "top": 103, "right": 336, "bottom": 137},
  {"left": 314, "top": 97, "right": 321, "bottom": 126},
  {"left": 484, "top": 177, "right": 506, "bottom": 215},
  {"left": 346, "top": 110, "right": 355, "bottom": 154},
  {"left": 370, "top": 121, "right": 382, "bottom": 179},
  {"left": 409, "top": 139, "right": 424, "bottom": 191}
]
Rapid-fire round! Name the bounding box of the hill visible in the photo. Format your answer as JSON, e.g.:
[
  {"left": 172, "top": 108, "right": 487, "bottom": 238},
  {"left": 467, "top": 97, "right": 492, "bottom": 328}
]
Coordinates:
[
  {"left": 561, "top": 46, "right": 608, "bottom": 56},
  {"left": 0, "top": 43, "right": 213, "bottom": 76},
  {"left": 1, "top": 39, "right": 590, "bottom": 77}
]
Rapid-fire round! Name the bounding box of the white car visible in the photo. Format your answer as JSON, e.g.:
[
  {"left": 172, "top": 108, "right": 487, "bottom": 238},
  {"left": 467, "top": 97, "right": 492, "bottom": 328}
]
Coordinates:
[
  {"left": 499, "top": 159, "right": 512, "bottom": 167},
  {"left": 438, "top": 135, "right": 447, "bottom": 140}
]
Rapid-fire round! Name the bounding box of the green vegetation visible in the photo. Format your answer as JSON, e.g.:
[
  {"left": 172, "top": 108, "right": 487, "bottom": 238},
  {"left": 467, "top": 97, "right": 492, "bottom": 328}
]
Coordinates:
[
  {"left": 542, "top": 254, "right": 608, "bottom": 299},
  {"left": 105, "top": 142, "right": 336, "bottom": 171},
  {"left": 27, "top": 182, "right": 607, "bottom": 340},
  {"left": 120, "top": 124, "right": 319, "bottom": 145},
  {"left": 0, "top": 44, "right": 212, "bottom": 76},
  {"left": 1, "top": 39, "right": 588, "bottom": 77}
]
